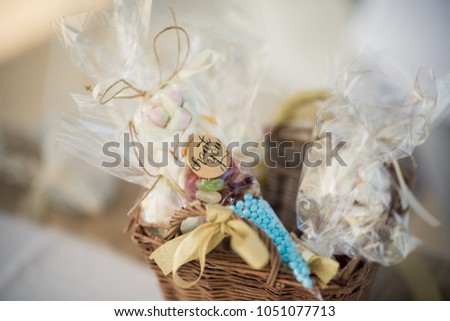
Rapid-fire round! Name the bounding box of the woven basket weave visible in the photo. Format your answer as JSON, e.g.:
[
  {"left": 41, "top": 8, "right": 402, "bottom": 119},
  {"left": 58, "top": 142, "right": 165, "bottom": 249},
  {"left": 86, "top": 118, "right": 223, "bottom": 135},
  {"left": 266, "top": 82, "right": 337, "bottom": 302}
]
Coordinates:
[{"left": 132, "top": 201, "right": 387, "bottom": 300}]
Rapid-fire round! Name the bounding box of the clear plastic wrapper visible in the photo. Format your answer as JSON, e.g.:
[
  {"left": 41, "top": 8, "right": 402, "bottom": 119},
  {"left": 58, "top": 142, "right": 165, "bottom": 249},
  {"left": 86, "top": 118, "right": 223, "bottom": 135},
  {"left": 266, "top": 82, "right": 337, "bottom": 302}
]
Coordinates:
[
  {"left": 297, "top": 49, "right": 449, "bottom": 265},
  {"left": 55, "top": 0, "right": 316, "bottom": 290},
  {"left": 54, "top": 0, "right": 267, "bottom": 224}
]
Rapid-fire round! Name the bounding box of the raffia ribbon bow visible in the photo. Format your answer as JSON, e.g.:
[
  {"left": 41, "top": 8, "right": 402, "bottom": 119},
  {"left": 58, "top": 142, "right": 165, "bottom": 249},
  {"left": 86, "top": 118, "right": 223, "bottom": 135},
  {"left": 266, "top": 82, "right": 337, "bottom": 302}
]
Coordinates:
[{"left": 150, "top": 204, "right": 269, "bottom": 288}]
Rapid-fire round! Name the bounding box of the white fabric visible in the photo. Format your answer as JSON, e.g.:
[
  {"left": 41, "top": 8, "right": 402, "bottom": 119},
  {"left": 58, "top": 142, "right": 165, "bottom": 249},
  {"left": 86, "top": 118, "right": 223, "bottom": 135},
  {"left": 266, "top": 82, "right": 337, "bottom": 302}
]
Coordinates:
[{"left": 0, "top": 212, "right": 163, "bottom": 300}]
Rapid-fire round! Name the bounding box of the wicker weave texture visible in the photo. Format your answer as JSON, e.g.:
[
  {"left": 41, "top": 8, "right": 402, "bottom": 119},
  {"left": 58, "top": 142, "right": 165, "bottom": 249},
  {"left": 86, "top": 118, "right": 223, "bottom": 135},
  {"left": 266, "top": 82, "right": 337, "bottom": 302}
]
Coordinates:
[{"left": 132, "top": 210, "right": 378, "bottom": 301}]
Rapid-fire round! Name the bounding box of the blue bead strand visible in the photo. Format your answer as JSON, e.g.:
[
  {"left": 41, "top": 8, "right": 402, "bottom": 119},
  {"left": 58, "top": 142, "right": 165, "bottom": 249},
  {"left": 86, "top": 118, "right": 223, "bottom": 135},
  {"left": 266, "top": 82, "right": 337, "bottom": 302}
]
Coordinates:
[{"left": 229, "top": 194, "right": 313, "bottom": 289}]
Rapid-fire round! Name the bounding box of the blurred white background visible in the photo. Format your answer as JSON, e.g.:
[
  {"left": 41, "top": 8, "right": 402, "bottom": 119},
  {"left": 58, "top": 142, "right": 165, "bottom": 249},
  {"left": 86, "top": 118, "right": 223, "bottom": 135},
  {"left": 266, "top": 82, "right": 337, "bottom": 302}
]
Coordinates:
[{"left": 0, "top": 0, "right": 448, "bottom": 300}]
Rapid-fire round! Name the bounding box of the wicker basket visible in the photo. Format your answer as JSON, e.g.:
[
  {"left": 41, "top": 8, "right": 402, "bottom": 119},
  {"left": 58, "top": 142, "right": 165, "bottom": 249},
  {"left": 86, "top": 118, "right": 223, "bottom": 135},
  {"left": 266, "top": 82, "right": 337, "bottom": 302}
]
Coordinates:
[{"left": 132, "top": 202, "right": 380, "bottom": 300}]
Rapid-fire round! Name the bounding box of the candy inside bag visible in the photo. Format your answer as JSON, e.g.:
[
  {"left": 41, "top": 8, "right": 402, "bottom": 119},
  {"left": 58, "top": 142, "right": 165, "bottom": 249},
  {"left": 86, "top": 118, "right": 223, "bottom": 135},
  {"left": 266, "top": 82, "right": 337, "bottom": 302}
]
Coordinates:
[
  {"left": 55, "top": 0, "right": 268, "bottom": 224},
  {"left": 297, "top": 49, "right": 449, "bottom": 265}
]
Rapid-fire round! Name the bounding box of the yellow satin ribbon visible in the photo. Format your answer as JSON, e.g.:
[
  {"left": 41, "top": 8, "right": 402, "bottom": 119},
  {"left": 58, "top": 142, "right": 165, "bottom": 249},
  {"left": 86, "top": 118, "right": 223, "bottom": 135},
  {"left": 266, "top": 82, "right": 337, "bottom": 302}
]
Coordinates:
[
  {"left": 150, "top": 204, "right": 269, "bottom": 289},
  {"left": 294, "top": 237, "right": 339, "bottom": 285}
]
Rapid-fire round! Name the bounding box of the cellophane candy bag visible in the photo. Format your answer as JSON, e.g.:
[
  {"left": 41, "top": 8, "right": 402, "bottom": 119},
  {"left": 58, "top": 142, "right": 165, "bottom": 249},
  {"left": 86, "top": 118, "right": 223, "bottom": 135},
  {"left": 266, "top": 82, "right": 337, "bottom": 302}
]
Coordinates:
[{"left": 297, "top": 49, "right": 449, "bottom": 265}]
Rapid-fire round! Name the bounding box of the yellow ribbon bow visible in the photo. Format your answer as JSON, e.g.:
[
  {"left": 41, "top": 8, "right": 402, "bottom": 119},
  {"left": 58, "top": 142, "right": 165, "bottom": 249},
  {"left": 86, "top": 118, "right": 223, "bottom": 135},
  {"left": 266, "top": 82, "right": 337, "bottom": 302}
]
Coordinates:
[{"left": 150, "top": 204, "right": 269, "bottom": 288}]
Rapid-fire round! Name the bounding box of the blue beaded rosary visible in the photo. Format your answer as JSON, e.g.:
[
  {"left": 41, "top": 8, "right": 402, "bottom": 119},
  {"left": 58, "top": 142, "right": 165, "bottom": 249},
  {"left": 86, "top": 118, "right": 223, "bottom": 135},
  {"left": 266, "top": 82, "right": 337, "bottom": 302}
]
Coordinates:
[{"left": 229, "top": 194, "right": 313, "bottom": 289}]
